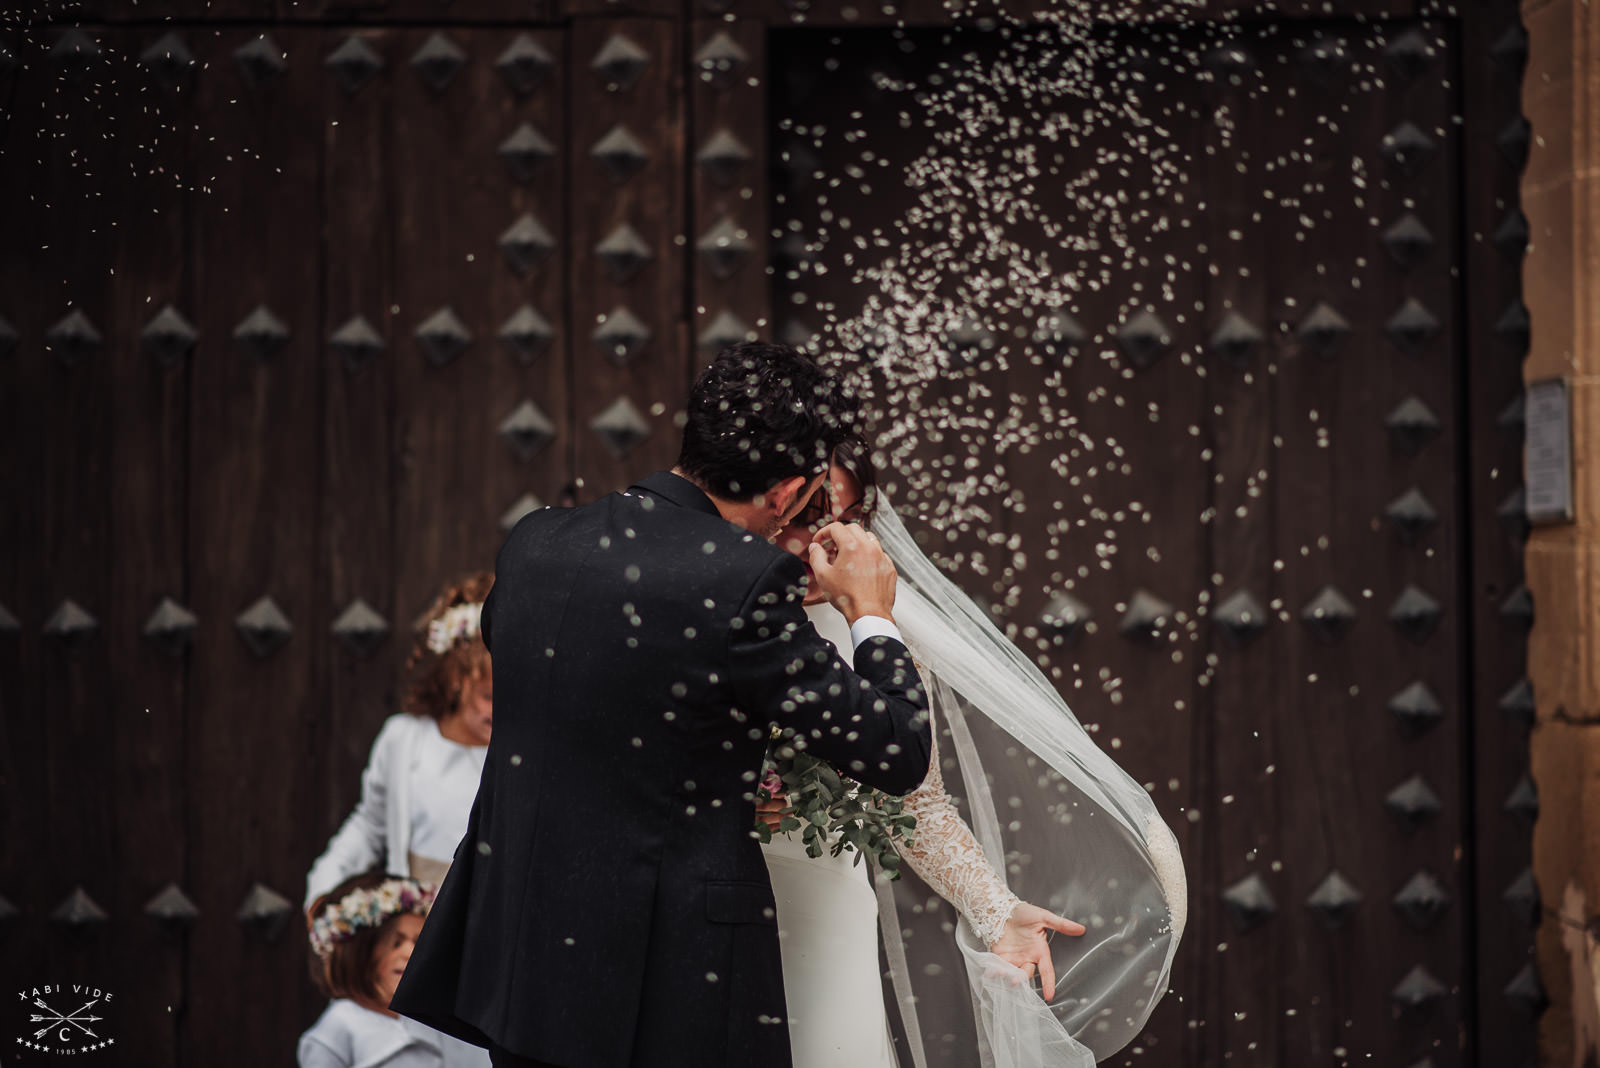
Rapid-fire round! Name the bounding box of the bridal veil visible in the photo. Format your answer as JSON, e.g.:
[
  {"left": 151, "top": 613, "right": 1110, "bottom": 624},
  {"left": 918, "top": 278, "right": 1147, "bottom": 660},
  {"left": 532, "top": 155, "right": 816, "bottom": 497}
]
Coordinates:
[{"left": 871, "top": 497, "right": 1187, "bottom": 1068}]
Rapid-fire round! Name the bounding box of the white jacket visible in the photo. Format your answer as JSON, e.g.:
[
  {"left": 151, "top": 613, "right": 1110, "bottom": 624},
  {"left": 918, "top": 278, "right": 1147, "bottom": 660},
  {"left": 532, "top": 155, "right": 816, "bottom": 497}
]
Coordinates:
[
  {"left": 305, "top": 714, "right": 431, "bottom": 908},
  {"left": 298, "top": 998, "right": 489, "bottom": 1068}
]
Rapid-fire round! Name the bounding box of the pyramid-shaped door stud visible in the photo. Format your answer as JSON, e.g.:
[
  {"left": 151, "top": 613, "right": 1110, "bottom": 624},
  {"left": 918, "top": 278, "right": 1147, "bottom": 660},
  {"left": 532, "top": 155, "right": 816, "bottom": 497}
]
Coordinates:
[
  {"left": 326, "top": 34, "right": 383, "bottom": 94},
  {"left": 596, "top": 224, "right": 655, "bottom": 283},
  {"left": 591, "top": 124, "right": 650, "bottom": 184},
  {"left": 1387, "top": 680, "right": 1443, "bottom": 738},
  {"left": 590, "top": 396, "right": 651, "bottom": 459},
  {"left": 411, "top": 32, "right": 466, "bottom": 92},
  {"left": 1300, "top": 585, "right": 1356, "bottom": 642},
  {"left": 499, "top": 214, "right": 557, "bottom": 276},
  {"left": 1380, "top": 213, "right": 1434, "bottom": 269},
  {"left": 235, "top": 596, "right": 292, "bottom": 658},
  {"left": 499, "top": 399, "right": 557, "bottom": 460},
  {"left": 1305, "top": 870, "right": 1363, "bottom": 930},
  {"left": 1212, "top": 589, "right": 1267, "bottom": 646},
  {"left": 332, "top": 598, "right": 390, "bottom": 657},
  {"left": 416, "top": 307, "right": 473, "bottom": 367},
  {"left": 498, "top": 305, "right": 554, "bottom": 365},
  {"left": 1114, "top": 309, "right": 1173, "bottom": 370},
  {"left": 234, "top": 34, "right": 287, "bottom": 87},
  {"left": 591, "top": 33, "right": 648, "bottom": 91},
  {"left": 592, "top": 307, "right": 651, "bottom": 367},
  {"left": 694, "top": 31, "right": 749, "bottom": 90},
  {"left": 1295, "top": 302, "right": 1351, "bottom": 360},
  {"left": 1384, "top": 774, "right": 1442, "bottom": 832},
  {"left": 142, "top": 304, "right": 198, "bottom": 367},
  {"left": 696, "top": 129, "right": 752, "bottom": 187},
  {"left": 234, "top": 305, "right": 290, "bottom": 361},
  {"left": 330, "top": 315, "right": 385, "bottom": 372},
  {"left": 499, "top": 123, "right": 557, "bottom": 183},
  {"left": 143, "top": 597, "right": 198, "bottom": 656},
  {"left": 496, "top": 34, "right": 553, "bottom": 95},
  {"left": 1039, "top": 591, "right": 1091, "bottom": 645},
  {"left": 1221, "top": 873, "right": 1277, "bottom": 934}
]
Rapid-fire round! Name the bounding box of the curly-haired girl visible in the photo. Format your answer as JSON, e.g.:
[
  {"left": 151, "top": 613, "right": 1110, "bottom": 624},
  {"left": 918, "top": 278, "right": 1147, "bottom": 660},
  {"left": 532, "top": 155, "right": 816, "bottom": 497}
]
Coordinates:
[{"left": 306, "top": 573, "right": 495, "bottom": 907}]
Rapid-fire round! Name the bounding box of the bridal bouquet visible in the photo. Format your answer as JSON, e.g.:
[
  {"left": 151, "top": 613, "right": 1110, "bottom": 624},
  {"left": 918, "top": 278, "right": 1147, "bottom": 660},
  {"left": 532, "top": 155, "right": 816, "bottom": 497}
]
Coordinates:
[{"left": 754, "top": 726, "right": 918, "bottom": 878}]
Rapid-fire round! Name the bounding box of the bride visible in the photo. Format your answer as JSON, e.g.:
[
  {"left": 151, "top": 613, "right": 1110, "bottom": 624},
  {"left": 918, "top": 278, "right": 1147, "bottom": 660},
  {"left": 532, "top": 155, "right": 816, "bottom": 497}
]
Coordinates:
[{"left": 759, "top": 434, "right": 1187, "bottom": 1068}]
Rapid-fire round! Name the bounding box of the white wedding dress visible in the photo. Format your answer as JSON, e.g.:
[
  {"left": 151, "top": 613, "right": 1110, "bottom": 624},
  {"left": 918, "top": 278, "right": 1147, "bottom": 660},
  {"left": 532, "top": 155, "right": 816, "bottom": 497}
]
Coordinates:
[
  {"left": 758, "top": 498, "right": 1187, "bottom": 1068},
  {"left": 761, "top": 604, "right": 1022, "bottom": 1068}
]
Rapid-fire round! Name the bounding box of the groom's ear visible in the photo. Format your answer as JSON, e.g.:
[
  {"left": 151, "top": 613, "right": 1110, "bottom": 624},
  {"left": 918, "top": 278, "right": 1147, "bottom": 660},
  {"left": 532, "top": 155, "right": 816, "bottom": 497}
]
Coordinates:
[{"left": 766, "top": 474, "right": 812, "bottom": 519}]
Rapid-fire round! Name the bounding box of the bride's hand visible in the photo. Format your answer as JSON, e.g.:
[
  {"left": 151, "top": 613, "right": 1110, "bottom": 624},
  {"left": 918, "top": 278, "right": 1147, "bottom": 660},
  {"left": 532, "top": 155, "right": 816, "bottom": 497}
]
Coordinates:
[
  {"left": 807, "top": 522, "right": 896, "bottom": 623},
  {"left": 754, "top": 794, "right": 788, "bottom": 832},
  {"left": 988, "top": 902, "right": 1086, "bottom": 1002}
]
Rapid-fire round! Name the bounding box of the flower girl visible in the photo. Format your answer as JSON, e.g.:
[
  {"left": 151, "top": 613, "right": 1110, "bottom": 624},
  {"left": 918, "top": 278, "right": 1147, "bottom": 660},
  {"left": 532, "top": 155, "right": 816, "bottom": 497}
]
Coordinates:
[
  {"left": 306, "top": 573, "right": 495, "bottom": 907},
  {"left": 300, "top": 872, "right": 490, "bottom": 1067}
]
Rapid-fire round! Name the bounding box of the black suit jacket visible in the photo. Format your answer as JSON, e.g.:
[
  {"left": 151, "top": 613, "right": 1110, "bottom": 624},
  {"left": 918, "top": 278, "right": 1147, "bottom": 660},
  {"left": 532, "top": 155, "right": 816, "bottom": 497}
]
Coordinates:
[{"left": 391, "top": 471, "right": 931, "bottom": 1068}]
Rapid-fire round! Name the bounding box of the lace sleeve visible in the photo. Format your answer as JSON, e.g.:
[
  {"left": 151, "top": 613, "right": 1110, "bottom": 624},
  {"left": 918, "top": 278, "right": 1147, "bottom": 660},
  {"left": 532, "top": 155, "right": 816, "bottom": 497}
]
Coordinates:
[{"left": 896, "top": 727, "right": 1022, "bottom": 948}]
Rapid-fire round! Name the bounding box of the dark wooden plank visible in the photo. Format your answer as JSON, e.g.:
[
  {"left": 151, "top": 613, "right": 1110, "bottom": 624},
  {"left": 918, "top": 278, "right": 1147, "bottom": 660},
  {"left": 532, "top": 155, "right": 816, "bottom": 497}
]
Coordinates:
[
  {"left": 978, "top": 25, "right": 1211, "bottom": 1063},
  {"left": 1207, "top": 0, "right": 1415, "bottom": 16},
  {"left": 1457, "top": 4, "right": 1540, "bottom": 1065},
  {"left": 1024, "top": 38, "right": 1210, "bottom": 1068},
  {"left": 274, "top": 0, "right": 554, "bottom": 23},
  {"left": 568, "top": 16, "right": 686, "bottom": 495},
  {"left": 0, "top": 24, "right": 84, "bottom": 1041},
  {"left": 182, "top": 27, "right": 328, "bottom": 1063},
  {"left": 1193, "top": 26, "right": 1284, "bottom": 1068},
  {"left": 1256, "top": 22, "right": 1465, "bottom": 1068},
  {"left": 559, "top": 0, "right": 679, "bottom": 16},
  {"left": 51, "top": 0, "right": 275, "bottom": 20},
  {"left": 689, "top": 17, "right": 767, "bottom": 368},
  {"left": 5, "top": 24, "right": 130, "bottom": 1056},
  {"left": 97, "top": 30, "right": 196, "bottom": 1066},
  {"left": 388, "top": 25, "right": 568, "bottom": 634},
  {"left": 762, "top": 0, "right": 949, "bottom": 25},
  {"left": 314, "top": 19, "right": 402, "bottom": 886}
]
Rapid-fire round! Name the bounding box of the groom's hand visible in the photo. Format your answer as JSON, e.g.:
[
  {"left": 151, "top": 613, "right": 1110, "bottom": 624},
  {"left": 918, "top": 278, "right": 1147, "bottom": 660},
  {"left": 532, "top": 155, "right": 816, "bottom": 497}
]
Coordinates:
[
  {"left": 988, "top": 902, "right": 1086, "bottom": 1003},
  {"left": 807, "top": 522, "right": 897, "bottom": 624}
]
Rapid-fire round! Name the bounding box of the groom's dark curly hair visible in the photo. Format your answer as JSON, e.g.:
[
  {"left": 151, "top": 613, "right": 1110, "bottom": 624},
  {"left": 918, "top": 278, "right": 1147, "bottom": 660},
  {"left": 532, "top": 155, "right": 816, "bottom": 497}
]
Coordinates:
[{"left": 677, "top": 341, "right": 858, "bottom": 500}]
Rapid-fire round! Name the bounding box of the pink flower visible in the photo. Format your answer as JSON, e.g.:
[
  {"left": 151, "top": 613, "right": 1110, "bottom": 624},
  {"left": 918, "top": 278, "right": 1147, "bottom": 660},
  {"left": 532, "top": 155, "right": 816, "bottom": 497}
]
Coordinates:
[{"left": 760, "top": 768, "right": 784, "bottom": 797}]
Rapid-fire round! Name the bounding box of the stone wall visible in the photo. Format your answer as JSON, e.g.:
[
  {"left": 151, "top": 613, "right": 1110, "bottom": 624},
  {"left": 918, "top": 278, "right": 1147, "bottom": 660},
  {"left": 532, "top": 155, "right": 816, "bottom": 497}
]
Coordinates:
[{"left": 1522, "top": 1, "right": 1600, "bottom": 1064}]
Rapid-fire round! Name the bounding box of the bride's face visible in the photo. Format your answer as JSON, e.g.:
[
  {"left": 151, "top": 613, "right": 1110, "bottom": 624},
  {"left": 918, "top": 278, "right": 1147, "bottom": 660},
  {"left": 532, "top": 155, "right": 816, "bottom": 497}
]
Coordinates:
[{"left": 777, "top": 463, "right": 865, "bottom": 606}]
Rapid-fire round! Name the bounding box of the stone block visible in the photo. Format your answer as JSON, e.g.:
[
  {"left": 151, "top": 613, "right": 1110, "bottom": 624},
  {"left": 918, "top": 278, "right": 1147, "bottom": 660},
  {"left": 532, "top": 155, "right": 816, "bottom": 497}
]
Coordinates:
[
  {"left": 1528, "top": 541, "right": 1600, "bottom": 722},
  {"left": 1521, "top": 179, "right": 1576, "bottom": 378},
  {"left": 1533, "top": 721, "right": 1600, "bottom": 1065}
]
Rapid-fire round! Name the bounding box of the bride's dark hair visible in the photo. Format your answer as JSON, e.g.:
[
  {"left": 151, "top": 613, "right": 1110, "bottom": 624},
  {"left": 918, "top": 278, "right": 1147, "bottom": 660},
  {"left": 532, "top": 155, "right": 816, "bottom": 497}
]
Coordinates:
[
  {"left": 677, "top": 341, "right": 858, "bottom": 500},
  {"left": 832, "top": 432, "right": 879, "bottom": 529}
]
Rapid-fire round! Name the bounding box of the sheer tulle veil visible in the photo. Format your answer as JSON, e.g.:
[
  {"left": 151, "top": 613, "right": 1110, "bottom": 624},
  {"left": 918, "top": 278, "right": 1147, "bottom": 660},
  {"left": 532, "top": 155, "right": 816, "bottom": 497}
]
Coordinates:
[{"left": 870, "top": 495, "right": 1188, "bottom": 1068}]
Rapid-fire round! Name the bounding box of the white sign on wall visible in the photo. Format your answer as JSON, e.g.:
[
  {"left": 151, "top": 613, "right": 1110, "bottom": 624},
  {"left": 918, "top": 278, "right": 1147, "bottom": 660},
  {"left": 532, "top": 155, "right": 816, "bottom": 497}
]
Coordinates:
[{"left": 1525, "top": 377, "right": 1574, "bottom": 525}]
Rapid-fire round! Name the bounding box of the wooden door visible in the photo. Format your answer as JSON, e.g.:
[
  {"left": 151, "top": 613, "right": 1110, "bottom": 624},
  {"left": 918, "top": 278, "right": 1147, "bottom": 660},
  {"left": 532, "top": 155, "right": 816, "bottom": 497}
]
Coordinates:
[{"left": 772, "top": 19, "right": 1479, "bottom": 1067}]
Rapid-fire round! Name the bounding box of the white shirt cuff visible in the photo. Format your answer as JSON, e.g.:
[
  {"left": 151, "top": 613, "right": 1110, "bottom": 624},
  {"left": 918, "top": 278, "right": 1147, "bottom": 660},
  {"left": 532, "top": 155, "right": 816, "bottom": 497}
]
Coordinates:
[{"left": 849, "top": 615, "right": 904, "bottom": 649}]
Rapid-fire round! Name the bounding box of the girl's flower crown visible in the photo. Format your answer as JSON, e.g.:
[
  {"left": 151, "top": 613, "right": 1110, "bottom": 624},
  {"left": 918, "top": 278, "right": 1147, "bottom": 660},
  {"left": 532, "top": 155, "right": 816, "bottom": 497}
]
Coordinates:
[
  {"left": 310, "top": 877, "right": 435, "bottom": 961},
  {"left": 425, "top": 602, "right": 483, "bottom": 655}
]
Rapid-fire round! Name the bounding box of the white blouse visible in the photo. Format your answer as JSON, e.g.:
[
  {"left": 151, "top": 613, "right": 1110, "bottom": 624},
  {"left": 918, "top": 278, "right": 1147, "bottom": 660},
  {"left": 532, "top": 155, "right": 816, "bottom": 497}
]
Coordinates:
[
  {"left": 408, "top": 722, "right": 487, "bottom": 864},
  {"left": 305, "top": 714, "right": 486, "bottom": 908},
  {"left": 298, "top": 998, "right": 489, "bottom": 1068}
]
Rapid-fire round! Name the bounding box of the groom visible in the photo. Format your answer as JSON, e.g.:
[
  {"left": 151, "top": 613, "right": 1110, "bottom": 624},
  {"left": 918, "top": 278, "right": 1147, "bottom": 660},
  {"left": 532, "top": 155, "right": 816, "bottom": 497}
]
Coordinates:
[{"left": 392, "top": 342, "right": 932, "bottom": 1068}]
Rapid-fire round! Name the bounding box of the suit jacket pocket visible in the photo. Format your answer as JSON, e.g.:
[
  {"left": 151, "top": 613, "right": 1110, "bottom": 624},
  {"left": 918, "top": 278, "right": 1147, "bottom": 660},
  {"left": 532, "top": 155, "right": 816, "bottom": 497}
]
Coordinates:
[{"left": 704, "top": 880, "right": 778, "bottom": 926}]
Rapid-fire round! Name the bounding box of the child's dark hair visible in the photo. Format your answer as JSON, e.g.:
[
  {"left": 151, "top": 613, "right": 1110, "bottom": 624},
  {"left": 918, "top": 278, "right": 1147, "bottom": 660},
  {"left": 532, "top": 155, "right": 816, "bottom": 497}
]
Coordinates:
[
  {"left": 405, "top": 572, "right": 494, "bottom": 721},
  {"left": 307, "top": 871, "right": 418, "bottom": 1002}
]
